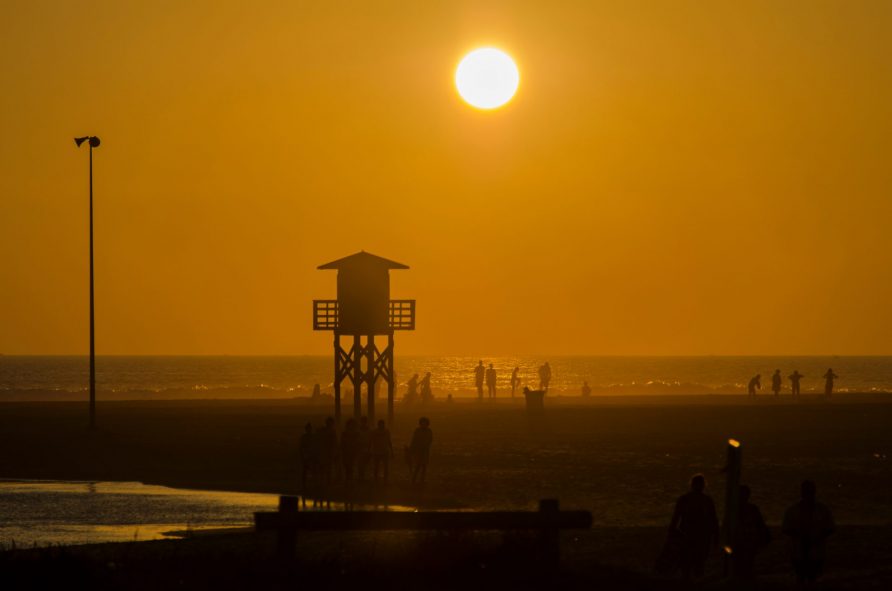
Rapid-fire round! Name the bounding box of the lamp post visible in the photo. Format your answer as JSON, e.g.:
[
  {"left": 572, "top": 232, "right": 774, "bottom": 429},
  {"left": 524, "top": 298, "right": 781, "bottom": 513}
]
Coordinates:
[{"left": 75, "top": 135, "right": 100, "bottom": 429}]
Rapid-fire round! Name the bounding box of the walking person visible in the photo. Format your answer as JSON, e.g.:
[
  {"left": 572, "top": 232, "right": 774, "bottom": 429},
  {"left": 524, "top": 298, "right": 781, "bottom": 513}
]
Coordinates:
[
  {"left": 485, "top": 363, "right": 497, "bottom": 399},
  {"left": 668, "top": 474, "right": 719, "bottom": 581},
  {"left": 771, "top": 369, "right": 782, "bottom": 397},
  {"left": 538, "top": 362, "right": 552, "bottom": 392},
  {"left": 823, "top": 368, "right": 838, "bottom": 398},
  {"left": 409, "top": 417, "right": 433, "bottom": 485},
  {"left": 420, "top": 372, "right": 433, "bottom": 404},
  {"left": 370, "top": 419, "right": 394, "bottom": 483},
  {"left": 747, "top": 374, "right": 761, "bottom": 398},
  {"left": 783, "top": 480, "right": 835, "bottom": 585},
  {"left": 510, "top": 366, "right": 520, "bottom": 397},
  {"left": 789, "top": 370, "right": 804, "bottom": 397},
  {"left": 474, "top": 360, "right": 485, "bottom": 400},
  {"left": 731, "top": 485, "right": 771, "bottom": 581}
]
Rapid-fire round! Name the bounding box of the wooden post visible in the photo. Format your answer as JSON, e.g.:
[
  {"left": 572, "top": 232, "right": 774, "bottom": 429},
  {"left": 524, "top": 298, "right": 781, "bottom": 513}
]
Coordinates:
[
  {"left": 367, "top": 335, "right": 376, "bottom": 423},
  {"left": 352, "top": 335, "right": 362, "bottom": 419},
  {"left": 723, "top": 439, "right": 742, "bottom": 574},
  {"left": 333, "top": 335, "right": 341, "bottom": 423},
  {"left": 276, "top": 495, "right": 298, "bottom": 558},
  {"left": 387, "top": 334, "right": 395, "bottom": 426}
]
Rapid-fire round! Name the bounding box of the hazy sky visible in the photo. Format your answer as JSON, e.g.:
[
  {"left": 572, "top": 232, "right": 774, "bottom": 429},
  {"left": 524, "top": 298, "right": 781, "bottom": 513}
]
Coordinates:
[{"left": 2, "top": 1, "right": 891, "bottom": 356}]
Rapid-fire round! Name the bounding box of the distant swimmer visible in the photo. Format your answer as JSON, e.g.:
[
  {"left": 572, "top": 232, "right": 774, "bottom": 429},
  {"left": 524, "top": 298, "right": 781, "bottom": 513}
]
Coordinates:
[
  {"left": 581, "top": 380, "right": 592, "bottom": 397},
  {"left": 538, "top": 362, "right": 552, "bottom": 392},
  {"left": 789, "top": 370, "right": 804, "bottom": 397},
  {"left": 510, "top": 366, "right": 520, "bottom": 398},
  {"left": 485, "top": 363, "right": 497, "bottom": 398},
  {"left": 747, "top": 374, "right": 761, "bottom": 398},
  {"left": 474, "top": 360, "right": 485, "bottom": 400},
  {"left": 771, "top": 370, "right": 782, "bottom": 397},
  {"left": 405, "top": 373, "right": 419, "bottom": 403},
  {"left": 420, "top": 372, "right": 433, "bottom": 404},
  {"left": 823, "top": 368, "right": 838, "bottom": 398}
]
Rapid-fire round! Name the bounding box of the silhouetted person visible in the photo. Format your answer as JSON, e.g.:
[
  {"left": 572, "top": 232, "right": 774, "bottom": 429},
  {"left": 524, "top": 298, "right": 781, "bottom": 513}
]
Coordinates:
[
  {"left": 581, "top": 380, "right": 591, "bottom": 397},
  {"left": 474, "top": 360, "right": 485, "bottom": 400},
  {"left": 783, "top": 480, "right": 835, "bottom": 585},
  {"left": 357, "top": 416, "right": 371, "bottom": 481},
  {"left": 789, "top": 370, "right": 804, "bottom": 397},
  {"left": 370, "top": 419, "right": 394, "bottom": 482},
  {"left": 340, "top": 418, "right": 360, "bottom": 483},
  {"left": 538, "top": 362, "right": 552, "bottom": 391},
  {"left": 420, "top": 372, "right": 433, "bottom": 404},
  {"left": 410, "top": 417, "right": 433, "bottom": 484},
  {"left": 510, "top": 366, "right": 520, "bottom": 397},
  {"left": 405, "top": 373, "right": 419, "bottom": 404},
  {"left": 748, "top": 374, "right": 761, "bottom": 398},
  {"left": 732, "top": 485, "right": 771, "bottom": 581},
  {"left": 669, "top": 474, "right": 719, "bottom": 581},
  {"left": 485, "top": 363, "right": 497, "bottom": 398},
  {"left": 772, "top": 369, "right": 782, "bottom": 397},
  {"left": 823, "top": 368, "right": 838, "bottom": 398},
  {"left": 311, "top": 383, "right": 322, "bottom": 399},
  {"left": 318, "top": 417, "right": 338, "bottom": 485},
  {"left": 299, "top": 422, "right": 316, "bottom": 490}
]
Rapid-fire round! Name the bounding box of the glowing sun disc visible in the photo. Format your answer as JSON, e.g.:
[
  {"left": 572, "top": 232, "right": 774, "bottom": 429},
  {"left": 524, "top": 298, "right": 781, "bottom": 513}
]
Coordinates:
[{"left": 455, "top": 48, "right": 519, "bottom": 109}]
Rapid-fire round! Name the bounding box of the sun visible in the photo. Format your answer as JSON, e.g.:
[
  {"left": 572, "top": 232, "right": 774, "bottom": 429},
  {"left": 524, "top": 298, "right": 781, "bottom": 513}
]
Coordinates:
[{"left": 455, "top": 48, "right": 519, "bottom": 110}]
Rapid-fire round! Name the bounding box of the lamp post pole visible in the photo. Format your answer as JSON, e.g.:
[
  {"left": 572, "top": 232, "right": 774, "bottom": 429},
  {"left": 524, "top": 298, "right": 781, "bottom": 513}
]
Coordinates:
[{"left": 75, "top": 135, "right": 100, "bottom": 429}]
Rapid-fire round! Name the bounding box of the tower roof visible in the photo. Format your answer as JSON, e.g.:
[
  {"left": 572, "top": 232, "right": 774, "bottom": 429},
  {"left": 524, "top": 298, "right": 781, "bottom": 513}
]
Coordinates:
[{"left": 317, "top": 251, "right": 409, "bottom": 270}]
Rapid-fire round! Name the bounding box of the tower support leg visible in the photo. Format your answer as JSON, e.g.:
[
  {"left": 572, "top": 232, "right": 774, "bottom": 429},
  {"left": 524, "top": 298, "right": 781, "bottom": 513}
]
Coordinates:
[
  {"left": 352, "top": 335, "right": 362, "bottom": 419},
  {"left": 367, "top": 335, "right": 376, "bottom": 423}
]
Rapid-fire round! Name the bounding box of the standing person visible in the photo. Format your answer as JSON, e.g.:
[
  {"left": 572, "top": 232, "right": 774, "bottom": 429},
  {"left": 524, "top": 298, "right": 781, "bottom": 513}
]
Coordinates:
[
  {"left": 747, "top": 374, "right": 761, "bottom": 398},
  {"left": 668, "top": 474, "right": 719, "bottom": 581},
  {"left": 405, "top": 373, "right": 419, "bottom": 404},
  {"left": 370, "top": 419, "right": 394, "bottom": 483},
  {"left": 474, "top": 360, "right": 485, "bottom": 400},
  {"left": 485, "top": 363, "right": 497, "bottom": 399},
  {"left": 318, "top": 417, "right": 338, "bottom": 485},
  {"left": 823, "top": 368, "right": 838, "bottom": 398},
  {"left": 789, "top": 370, "right": 804, "bottom": 397},
  {"left": 771, "top": 369, "right": 783, "bottom": 397},
  {"left": 581, "top": 380, "right": 592, "bottom": 397},
  {"left": 420, "top": 372, "right": 433, "bottom": 404},
  {"left": 731, "top": 485, "right": 771, "bottom": 581},
  {"left": 299, "top": 422, "right": 316, "bottom": 490},
  {"left": 340, "top": 418, "right": 360, "bottom": 483},
  {"left": 357, "top": 416, "right": 371, "bottom": 481},
  {"left": 783, "top": 480, "right": 835, "bottom": 585},
  {"left": 409, "top": 417, "right": 433, "bottom": 485},
  {"left": 538, "top": 362, "right": 552, "bottom": 391},
  {"left": 510, "top": 366, "right": 520, "bottom": 398}
]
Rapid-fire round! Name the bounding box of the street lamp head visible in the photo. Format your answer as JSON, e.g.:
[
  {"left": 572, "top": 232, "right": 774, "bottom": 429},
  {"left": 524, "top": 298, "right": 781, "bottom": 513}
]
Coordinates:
[{"left": 74, "top": 136, "right": 101, "bottom": 148}]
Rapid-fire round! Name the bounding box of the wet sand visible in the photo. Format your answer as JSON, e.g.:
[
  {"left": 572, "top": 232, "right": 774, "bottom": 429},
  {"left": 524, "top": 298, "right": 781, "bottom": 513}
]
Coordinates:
[{"left": 2, "top": 396, "right": 892, "bottom": 588}]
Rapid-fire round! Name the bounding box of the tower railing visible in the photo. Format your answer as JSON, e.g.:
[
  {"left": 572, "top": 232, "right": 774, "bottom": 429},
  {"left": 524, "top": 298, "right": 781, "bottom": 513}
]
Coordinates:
[{"left": 312, "top": 299, "right": 416, "bottom": 331}]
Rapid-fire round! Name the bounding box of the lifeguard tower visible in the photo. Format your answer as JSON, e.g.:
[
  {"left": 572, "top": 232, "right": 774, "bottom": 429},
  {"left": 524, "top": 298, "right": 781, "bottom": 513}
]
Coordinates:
[{"left": 313, "top": 251, "right": 415, "bottom": 424}]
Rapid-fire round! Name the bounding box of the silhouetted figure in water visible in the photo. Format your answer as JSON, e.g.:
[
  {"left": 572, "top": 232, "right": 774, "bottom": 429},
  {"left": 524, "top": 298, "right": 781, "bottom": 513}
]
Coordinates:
[
  {"left": 340, "top": 418, "right": 360, "bottom": 483},
  {"left": 748, "top": 374, "right": 761, "bottom": 398},
  {"left": 485, "top": 363, "right": 497, "bottom": 398},
  {"left": 783, "top": 480, "right": 835, "bottom": 585},
  {"left": 732, "top": 485, "right": 771, "bottom": 581},
  {"left": 772, "top": 369, "right": 782, "bottom": 397},
  {"left": 405, "top": 373, "right": 419, "bottom": 404},
  {"left": 669, "top": 474, "right": 719, "bottom": 581},
  {"left": 370, "top": 419, "right": 394, "bottom": 482},
  {"left": 420, "top": 372, "right": 433, "bottom": 404},
  {"left": 357, "top": 416, "right": 371, "bottom": 481},
  {"left": 823, "top": 368, "right": 838, "bottom": 398},
  {"left": 474, "top": 360, "right": 485, "bottom": 400},
  {"left": 510, "top": 366, "right": 520, "bottom": 397},
  {"left": 581, "top": 380, "right": 591, "bottom": 397},
  {"left": 410, "top": 417, "right": 433, "bottom": 484},
  {"left": 318, "top": 417, "right": 338, "bottom": 485},
  {"left": 538, "top": 362, "right": 552, "bottom": 391},
  {"left": 299, "top": 422, "right": 316, "bottom": 489},
  {"left": 789, "top": 371, "right": 804, "bottom": 397}
]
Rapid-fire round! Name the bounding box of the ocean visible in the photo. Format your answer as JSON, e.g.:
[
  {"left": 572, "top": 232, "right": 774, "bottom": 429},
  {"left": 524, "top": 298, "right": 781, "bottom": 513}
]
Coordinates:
[{"left": 2, "top": 356, "right": 892, "bottom": 400}]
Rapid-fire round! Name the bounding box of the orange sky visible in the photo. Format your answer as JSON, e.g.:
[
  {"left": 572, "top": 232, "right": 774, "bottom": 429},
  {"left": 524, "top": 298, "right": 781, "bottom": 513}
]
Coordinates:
[{"left": 1, "top": 1, "right": 891, "bottom": 356}]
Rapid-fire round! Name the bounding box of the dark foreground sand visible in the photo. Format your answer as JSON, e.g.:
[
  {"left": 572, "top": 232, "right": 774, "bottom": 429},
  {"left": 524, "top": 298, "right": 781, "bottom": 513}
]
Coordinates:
[{"left": 2, "top": 396, "right": 892, "bottom": 589}]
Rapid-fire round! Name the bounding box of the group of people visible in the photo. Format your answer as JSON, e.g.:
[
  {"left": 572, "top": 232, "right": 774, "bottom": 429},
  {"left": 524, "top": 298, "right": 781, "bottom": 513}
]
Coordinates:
[
  {"left": 299, "top": 416, "right": 434, "bottom": 489},
  {"left": 403, "top": 372, "right": 434, "bottom": 404},
  {"left": 747, "top": 368, "right": 839, "bottom": 398},
  {"left": 665, "top": 475, "right": 835, "bottom": 585},
  {"left": 473, "top": 361, "right": 552, "bottom": 399}
]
